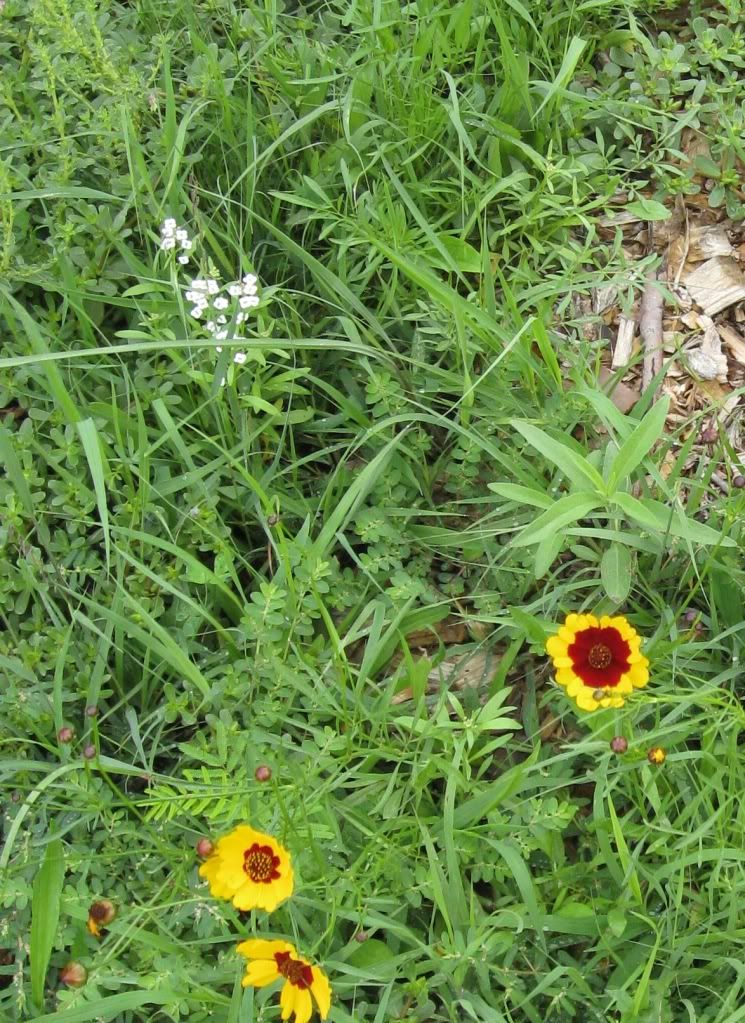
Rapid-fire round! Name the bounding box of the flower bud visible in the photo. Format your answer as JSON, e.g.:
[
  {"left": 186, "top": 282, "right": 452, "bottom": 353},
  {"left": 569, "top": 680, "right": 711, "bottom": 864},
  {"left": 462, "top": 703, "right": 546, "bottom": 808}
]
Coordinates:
[
  {"left": 254, "top": 765, "right": 272, "bottom": 783},
  {"left": 87, "top": 899, "right": 116, "bottom": 939},
  {"left": 60, "top": 962, "right": 87, "bottom": 988},
  {"left": 733, "top": 474, "right": 745, "bottom": 489},
  {"left": 647, "top": 746, "right": 666, "bottom": 766},
  {"left": 353, "top": 930, "right": 368, "bottom": 943},
  {"left": 701, "top": 427, "right": 718, "bottom": 444},
  {"left": 58, "top": 726, "right": 75, "bottom": 744},
  {"left": 610, "top": 736, "right": 628, "bottom": 754},
  {"left": 85, "top": 705, "right": 99, "bottom": 718},
  {"left": 196, "top": 837, "right": 214, "bottom": 859},
  {"left": 83, "top": 744, "right": 96, "bottom": 760}
]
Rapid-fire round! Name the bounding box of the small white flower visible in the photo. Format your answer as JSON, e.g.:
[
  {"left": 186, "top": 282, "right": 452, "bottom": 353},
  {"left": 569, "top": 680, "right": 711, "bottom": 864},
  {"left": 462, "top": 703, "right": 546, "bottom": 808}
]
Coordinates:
[
  {"left": 161, "top": 236, "right": 176, "bottom": 250},
  {"left": 215, "top": 330, "right": 228, "bottom": 340},
  {"left": 242, "top": 273, "right": 257, "bottom": 287},
  {"left": 190, "top": 279, "right": 208, "bottom": 291},
  {"left": 215, "top": 346, "right": 223, "bottom": 353},
  {"left": 241, "top": 282, "right": 257, "bottom": 296},
  {"left": 181, "top": 239, "right": 193, "bottom": 250},
  {"left": 190, "top": 306, "right": 204, "bottom": 318},
  {"left": 239, "top": 295, "right": 260, "bottom": 309},
  {"left": 175, "top": 228, "right": 188, "bottom": 241},
  {"left": 234, "top": 352, "right": 247, "bottom": 365},
  {"left": 162, "top": 218, "right": 177, "bottom": 233},
  {"left": 207, "top": 280, "right": 219, "bottom": 295},
  {"left": 236, "top": 312, "right": 246, "bottom": 324},
  {"left": 213, "top": 296, "right": 229, "bottom": 310},
  {"left": 228, "top": 284, "right": 241, "bottom": 297},
  {"left": 219, "top": 376, "right": 226, "bottom": 386},
  {"left": 217, "top": 315, "right": 227, "bottom": 325},
  {"left": 185, "top": 290, "right": 198, "bottom": 302},
  {"left": 206, "top": 321, "right": 216, "bottom": 332},
  {"left": 178, "top": 254, "right": 189, "bottom": 264}
]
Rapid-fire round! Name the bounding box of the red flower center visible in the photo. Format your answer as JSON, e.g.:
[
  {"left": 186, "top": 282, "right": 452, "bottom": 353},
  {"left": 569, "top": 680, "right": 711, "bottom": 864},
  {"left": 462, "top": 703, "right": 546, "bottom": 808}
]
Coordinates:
[
  {"left": 275, "top": 951, "right": 313, "bottom": 989},
  {"left": 242, "top": 843, "right": 281, "bottom": 883},
  {"left": 568, "top": 626, "right": 630, "bottom": 688}
]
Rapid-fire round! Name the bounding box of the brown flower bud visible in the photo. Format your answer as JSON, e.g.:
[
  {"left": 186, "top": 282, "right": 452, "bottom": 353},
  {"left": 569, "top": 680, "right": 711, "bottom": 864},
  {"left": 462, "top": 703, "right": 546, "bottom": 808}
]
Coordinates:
[
  {"left": 353, "top": 930, "right": 368, "bottom": 942},
  {"left": 85, "top": 705, "right": 99, "bottom": 718},
  {"left": 701, "top": 427, "right": 718, "bottom": 445},
  {"left": 647, "top": 746, "right": 666, "bottom": 766},
  {"left": 58, "top": 726, "right": 75, "bottom": 744},
  {"left": 60, "top": 962, "right": 87, "bottom": 988},
  {"left": 83, "top": 744, "right": 96, "bottom": 760},
  {"left": 195, "top": 837, "right": 214, "bottom": 859},
  {"left": 610, "top": 736, "right": 628, "bottom": 754},
  {"left": 733, "top": 475, "right": 745, "bottom": 489},
  {"left": 254, "top": 765, "right": 272, "bottom": 783},
  {"left": 89, "top": 900, "right": 116, "bottom": 926}
]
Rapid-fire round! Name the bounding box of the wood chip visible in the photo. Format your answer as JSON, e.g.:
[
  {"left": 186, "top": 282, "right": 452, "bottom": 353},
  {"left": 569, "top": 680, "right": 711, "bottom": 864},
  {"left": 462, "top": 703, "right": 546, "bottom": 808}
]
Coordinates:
[
  {"left": 717, "top": 322, "right": 745, "bottom": 366},
  {"left": 598, "top": 366, "right": 641, "bottom": 412},
  {"left": 686, "top": 316, "right": 728, "bottom": 383},
  {"left": 612, "top": 315, "right": 636, "bottom": 368},
  {"left": 683, "top": 256, "right": 745, "bottom": 316}
]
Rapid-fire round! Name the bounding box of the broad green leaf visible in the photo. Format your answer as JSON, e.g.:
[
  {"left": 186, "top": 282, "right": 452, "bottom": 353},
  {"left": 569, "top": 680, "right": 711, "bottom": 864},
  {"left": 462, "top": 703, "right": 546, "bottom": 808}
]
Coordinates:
[
  {"left": 423, "top": 234, "right": 483, "bottom": 273},
  {"left": 512, "top": 493, "right": 603, "bottom": 547},
  {"left": 488, "top": 482, "right": 552, "bottom": 509},
  {"left": 601, "top": 543, "right": 632, "bottom": 602},
  {"left": 625, "top": 197, "right": 671, "bottom": 221},
  {"left": 607, "top": 396, "right": 669, "bottom": 490},
  {"left": 513, "top": 421, "right": 605, "bottom": 492},
  {"left": 30, "top": 839, "right": 65, "bottom": 1009},
  {"left": 613, "top": 493, "right": 735, "bottom": 547}
]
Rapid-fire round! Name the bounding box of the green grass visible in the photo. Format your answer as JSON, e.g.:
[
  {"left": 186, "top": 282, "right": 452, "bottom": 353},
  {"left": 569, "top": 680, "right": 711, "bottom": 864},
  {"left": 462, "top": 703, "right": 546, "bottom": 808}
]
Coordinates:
[{"left": 1, "top": 0, "right": 745, "bottom": 1021}]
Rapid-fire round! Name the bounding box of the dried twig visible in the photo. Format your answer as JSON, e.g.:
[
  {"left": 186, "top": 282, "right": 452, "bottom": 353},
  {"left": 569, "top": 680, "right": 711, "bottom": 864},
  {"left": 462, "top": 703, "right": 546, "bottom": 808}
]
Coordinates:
[{"left": 640, "top": 267, "right": 665, "bottom": 394}]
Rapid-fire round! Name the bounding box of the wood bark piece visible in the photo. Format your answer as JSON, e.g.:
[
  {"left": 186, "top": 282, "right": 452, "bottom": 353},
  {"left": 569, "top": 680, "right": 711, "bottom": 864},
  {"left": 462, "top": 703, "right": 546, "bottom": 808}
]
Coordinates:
[
  {"left": 390, "top": 649, "right": 501, "bottom": 705},
  {"left": 640, "top": 270, "right": 665, "bottom": 394},
  {"left": 612, "top": 314, "right": 636, "bottom": 368},
  {"left": 683, "top": 256, "right": 745, "bottom": 316}
]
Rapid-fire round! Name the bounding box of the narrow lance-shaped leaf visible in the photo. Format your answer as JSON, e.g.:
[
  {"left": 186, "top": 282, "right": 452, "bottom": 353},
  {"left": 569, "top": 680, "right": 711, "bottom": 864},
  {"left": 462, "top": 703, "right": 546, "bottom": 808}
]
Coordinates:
[
  {"left": 512, "top": 421, "right": 606, "bottom": 493},
  {"left": 607, "top": 395, "right": 669, "bottom": 491},
  {"left": 30, "top": 839, "right": 65, "bottom": 1009},
  {"left": 512, "top": 493, "right": 603, "bottom": 547}
]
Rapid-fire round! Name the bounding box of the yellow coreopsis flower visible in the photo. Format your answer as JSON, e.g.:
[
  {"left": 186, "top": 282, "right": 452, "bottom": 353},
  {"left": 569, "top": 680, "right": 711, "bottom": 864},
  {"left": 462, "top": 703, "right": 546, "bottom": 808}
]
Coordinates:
[
  {"left": 198, "top": 825, "right": 293, "bottom": 912},
  {"left": 546, "top": 613, "right": 649, "bottom": 712},
  {"left": 237, "top": 939, "right": 331, "bottom": 1023}
]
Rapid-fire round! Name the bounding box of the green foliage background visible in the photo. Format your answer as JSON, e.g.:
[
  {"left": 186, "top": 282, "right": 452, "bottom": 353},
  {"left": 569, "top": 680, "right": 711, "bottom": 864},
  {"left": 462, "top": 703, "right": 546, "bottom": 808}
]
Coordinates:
[{"left": 1, "top": 0, "right": 744, "bottom": 1021}]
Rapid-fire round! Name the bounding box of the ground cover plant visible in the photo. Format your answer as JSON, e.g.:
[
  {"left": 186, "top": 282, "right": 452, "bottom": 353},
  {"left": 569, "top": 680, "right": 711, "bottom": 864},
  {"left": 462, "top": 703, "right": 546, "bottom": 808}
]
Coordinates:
[{"left": 1, "top": 0, "right": 744, "bottom": 1021}]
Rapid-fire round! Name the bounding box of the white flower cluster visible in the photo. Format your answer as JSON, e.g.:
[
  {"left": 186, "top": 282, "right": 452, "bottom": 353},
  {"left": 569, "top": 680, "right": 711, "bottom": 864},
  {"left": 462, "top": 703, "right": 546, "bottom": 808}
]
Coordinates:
[
  {"left": 160, "top": 219, "right": 193, "bottom": 264},
  {"left": 184, "top": 273, "right": 259, "bottom": 364}
]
